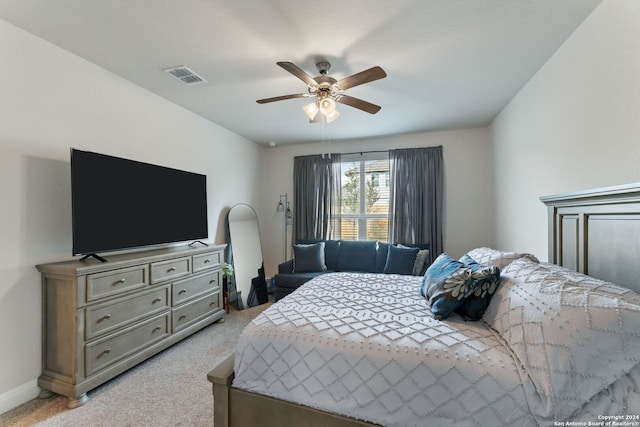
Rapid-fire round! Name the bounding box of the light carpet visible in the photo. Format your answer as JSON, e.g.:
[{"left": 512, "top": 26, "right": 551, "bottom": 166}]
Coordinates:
[{"left": 0, "top": 302, "right": 270, "bottom": 427}]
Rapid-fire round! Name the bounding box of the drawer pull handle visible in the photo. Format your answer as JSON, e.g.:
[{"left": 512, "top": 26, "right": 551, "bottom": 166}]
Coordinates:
[
  {"left": 209, "top": 301, "right": 216, "bottom": 306},
  {"left": 100, "top": 348, "right": 111, "bottom": 357},
  {"left": 102, "top": 314, "right": 112, "bottom": 320},
  {"left": 168, "top": 267, "right": 176, "bottom": 272},
  {"left": 178, "top": 315, "right": 187, "bottom": 321},
  {"left": 152, "top": 297, "right": 162, "bottom": 303},
  {"left": 178, "top": 289, "right": 187, "bottom": 295},
  {"left": 152, "top": 326, "right": 162, "bottom": 333},
  {"left": 115, "top": 278, "right": 126, "bottom": 285},
  {"left": 204, "top": 259, "right": 210, "bottom": 264},
  {"left": 210, "top": 279, "right": 216, "bottom": 284}
]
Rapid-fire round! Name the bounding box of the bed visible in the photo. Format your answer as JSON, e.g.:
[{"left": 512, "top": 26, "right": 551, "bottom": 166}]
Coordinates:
[{"left": 208, "top": 182, "right": 640, "bottom": 426}]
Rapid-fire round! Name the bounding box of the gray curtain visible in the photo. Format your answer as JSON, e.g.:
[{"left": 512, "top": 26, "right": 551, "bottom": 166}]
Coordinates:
[
  {"left": 292, "top": 154, "right": 342, "bottom": 242},
  {"left": 389, "top": 146, "right": 443, "bottom": 263}
]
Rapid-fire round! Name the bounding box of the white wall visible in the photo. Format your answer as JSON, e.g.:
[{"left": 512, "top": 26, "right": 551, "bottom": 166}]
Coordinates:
[
  {"left": 257, "top": 128, "right": 495, "bottom": 278},
  {"left": 491, "top": 0, "right": 640, "bottom": 260},
  {"left": 0, "top": 19, "right": 262, "bottom": 412}
]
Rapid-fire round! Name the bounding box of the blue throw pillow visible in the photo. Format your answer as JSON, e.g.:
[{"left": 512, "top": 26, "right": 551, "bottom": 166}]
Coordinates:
[
  {"left": 456, "top": 254, "right": 501, "bottom": 320},
  {"left": 398, "top": 244, "right": 430, "bottom": 275},
  {"left": 383, "top": 245, "right": 420, "bottom": 275},
  {"left": 292, "top": 242, "right": 327, "bottom": 273},
  {"left": 420, "top": 253, "right": 482, "bottom": 320}
]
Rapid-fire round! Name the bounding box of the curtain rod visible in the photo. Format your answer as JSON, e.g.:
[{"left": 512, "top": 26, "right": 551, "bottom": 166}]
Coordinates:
[
  {"left": 339, "top": 149, "right": 390, "bottom": 156},
  {"left": 319, "top": 146, "right": 441, "bottom": 157}
]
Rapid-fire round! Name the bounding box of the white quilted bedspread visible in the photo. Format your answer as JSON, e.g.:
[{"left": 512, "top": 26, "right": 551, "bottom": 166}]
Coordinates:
[
  {"left": 485, "top": 259, "right": 640, "bottom": 423},
  {"left": 233, "top": 265, "right": 640, "bottom": 426},
  {"left": 233, "top": 272, "right": 537, "bottom": 426}
]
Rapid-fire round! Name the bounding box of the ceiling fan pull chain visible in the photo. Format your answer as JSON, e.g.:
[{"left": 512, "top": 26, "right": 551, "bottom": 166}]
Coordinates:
[{"left": 321, "top": 117, "right": 326, "bottom": 158}]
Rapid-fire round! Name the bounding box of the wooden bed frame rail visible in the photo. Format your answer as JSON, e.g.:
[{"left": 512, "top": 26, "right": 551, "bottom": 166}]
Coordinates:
[{"left": 208, "top": 355, "right": 377, "bottom": 427}]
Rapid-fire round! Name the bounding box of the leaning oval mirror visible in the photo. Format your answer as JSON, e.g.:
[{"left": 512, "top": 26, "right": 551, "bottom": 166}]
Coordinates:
[{"left": 227, "top": 203, "right": 267, "bottom": 309}]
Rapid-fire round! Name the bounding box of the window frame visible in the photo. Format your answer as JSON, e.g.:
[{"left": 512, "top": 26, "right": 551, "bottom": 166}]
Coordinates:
[{"left": 338, "top": 152, "right": 390, "bottom": 241}]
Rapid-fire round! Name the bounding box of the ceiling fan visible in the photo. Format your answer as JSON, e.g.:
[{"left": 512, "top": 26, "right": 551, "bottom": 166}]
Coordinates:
[{"left": 256, "top": 61, "right": 387, "bottom": 123}]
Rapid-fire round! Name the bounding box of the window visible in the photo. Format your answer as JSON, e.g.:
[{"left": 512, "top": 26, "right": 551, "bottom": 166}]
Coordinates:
[{"left": 339, "top": 153, "right": 390, "bottom": 241}]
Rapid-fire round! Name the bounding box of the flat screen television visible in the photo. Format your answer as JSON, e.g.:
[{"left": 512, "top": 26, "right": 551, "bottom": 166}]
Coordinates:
[{"left": 71, "top": 148, "right": 208, "bottom": 260}]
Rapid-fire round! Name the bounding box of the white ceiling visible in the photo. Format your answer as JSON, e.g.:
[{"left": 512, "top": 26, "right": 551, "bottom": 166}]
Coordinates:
[{"left": 0, "top": 0, "right": 602, "bottom": 146}]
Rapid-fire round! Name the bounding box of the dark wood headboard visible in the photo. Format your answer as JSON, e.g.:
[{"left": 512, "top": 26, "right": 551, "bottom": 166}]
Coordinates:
[{"left": 541, "top": 182, "right": 640, "bottom": 293}]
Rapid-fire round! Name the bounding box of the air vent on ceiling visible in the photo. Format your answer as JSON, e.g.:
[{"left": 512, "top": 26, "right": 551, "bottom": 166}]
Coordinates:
[{"left": 164, "top": 66, "right": 207, "bottom": 85}]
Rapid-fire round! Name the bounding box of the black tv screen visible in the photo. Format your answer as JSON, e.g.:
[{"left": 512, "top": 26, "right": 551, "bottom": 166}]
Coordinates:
[{"left": 71, "top": 149, "right": 208, "bottom": 256}]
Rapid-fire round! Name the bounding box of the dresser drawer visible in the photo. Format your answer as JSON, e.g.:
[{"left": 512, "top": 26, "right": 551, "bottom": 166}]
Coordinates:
[
  {"left": 192, "top": 251, "right": 221, "bottom": 273},
  {"left": 172, "top": 292, "right": 220, "bottom": 333},
  {"left": 85, "top": 286, "right": 170, "bottom": 340},
  {"left": 150, "top": 257, "right": 190, "bottom": 284},
  {"left": 86, "top": 265, "right": 149, "bottom": 302},
  {"left": 172, "top": 271, "right": 220, "bottom": 306},
  {"left": 85, "top": 313, "right": 169, "bottom": 376}
]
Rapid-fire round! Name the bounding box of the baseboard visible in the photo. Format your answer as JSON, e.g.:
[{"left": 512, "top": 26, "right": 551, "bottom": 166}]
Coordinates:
[{"left": 0, "top": 380, "right": 40, "bottom": 415}]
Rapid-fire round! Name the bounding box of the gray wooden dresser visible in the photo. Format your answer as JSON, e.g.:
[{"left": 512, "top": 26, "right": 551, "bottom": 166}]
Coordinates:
[{"left": 36, "top": 244, "right": 226, "bottom": 408}]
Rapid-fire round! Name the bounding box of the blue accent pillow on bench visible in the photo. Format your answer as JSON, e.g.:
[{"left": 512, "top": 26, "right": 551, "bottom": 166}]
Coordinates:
[
  {"left": 383, "top": 245, "right": 420, "bottom": 275},
  {"left": 292, "top": 242, "right": 327, "bottom": 273}
]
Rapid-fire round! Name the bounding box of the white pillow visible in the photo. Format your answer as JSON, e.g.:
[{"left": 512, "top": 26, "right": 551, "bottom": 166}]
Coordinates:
[{"left": 465, "top": 247, "right": 538, "bottom": 269}]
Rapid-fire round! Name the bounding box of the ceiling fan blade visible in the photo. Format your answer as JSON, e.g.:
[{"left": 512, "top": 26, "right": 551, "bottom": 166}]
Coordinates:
[
  {"left": 334, "top": 66, "right": 387, "bottom": 91},
  {"left": 277, "top": 61, "right": 318, "bottom": 87},
  {"left": 256, "top": 93, "right": 309, "bottom": 104},
  {"left": 335, "top": 94, "right": 382, "bottom": 114}
]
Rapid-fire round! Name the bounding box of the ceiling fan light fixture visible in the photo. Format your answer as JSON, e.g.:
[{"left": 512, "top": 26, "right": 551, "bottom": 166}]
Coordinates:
[
  {"left": 325, "top": 110, "right": 340, "bottom": 123},
  {"left": 319, "top": 97, "right": 336, "bottom": 115},
  {"left": 303, "top": 102, "right": 319, "bottom": 120},
  {"left": 257, "top": 61, "right": 385, "bottom": 122}
]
